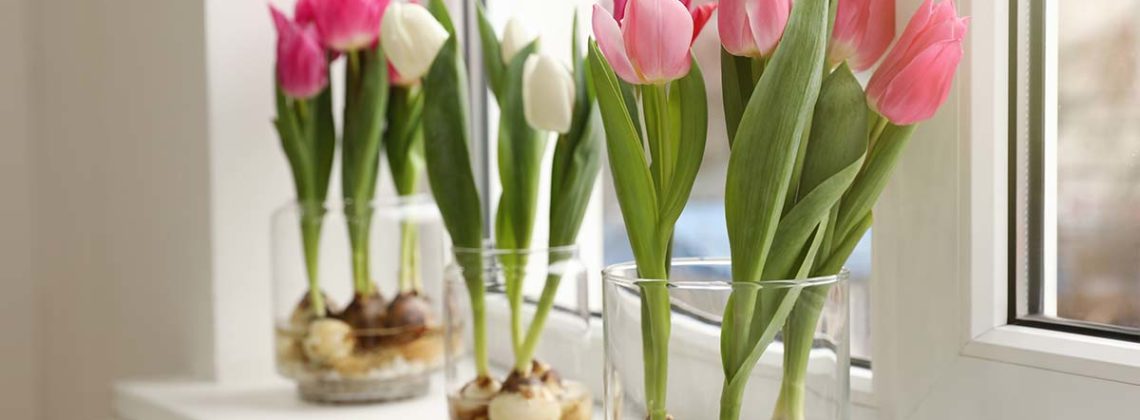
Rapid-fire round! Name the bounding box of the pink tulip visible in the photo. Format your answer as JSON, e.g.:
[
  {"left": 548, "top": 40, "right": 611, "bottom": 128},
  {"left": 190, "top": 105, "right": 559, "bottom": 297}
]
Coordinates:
[
  {"left": 718, "top": 0, "right": 791, "bottom": 58},
  {"left": 866, "top": 0, "right": 968, "bottom": 125},
  {"left": 830, "top": 0, "right": 895, "bottom": 71},
  {"left": 295, "top": 0, "right": 316, "bottom": 26},
  {"left": 307, "top": 0, "right": 390, "bottom": 52},
  {"left": 271, "top": 6, "right": 329, "bottom": 99},
  {"left": 592, "top": 0, "right": 717, "bottom": 85}
]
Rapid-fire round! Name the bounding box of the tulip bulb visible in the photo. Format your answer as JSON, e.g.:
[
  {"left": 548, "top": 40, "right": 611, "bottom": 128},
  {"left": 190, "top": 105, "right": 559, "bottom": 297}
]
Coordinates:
[
  {"left": 381, "top": 2, "right": 450, "bottom": 83},
  {"left": 522, "top": 54, "right": 575, "bottom": 134},
  {"left": 500, "top": 18, "right": 536, "bottom": 64}
]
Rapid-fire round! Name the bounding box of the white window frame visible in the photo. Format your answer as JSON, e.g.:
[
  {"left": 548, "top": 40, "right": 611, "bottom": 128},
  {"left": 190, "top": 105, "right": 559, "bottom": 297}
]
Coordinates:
[{"left": 872, "top": 0, "right": 1140, "bottom": 418}]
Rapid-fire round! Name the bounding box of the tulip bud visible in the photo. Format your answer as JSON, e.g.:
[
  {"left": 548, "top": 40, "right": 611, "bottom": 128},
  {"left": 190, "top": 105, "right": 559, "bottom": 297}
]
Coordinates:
[
  {"left": 309, "top": 0, "right": 388, "bottom": 52},
  {"left": 522, "top": 54, "right": 575, "bottom": 134},
  {"left": 719, "top": 0, "right": 791, "bottom": 58},
  {"left": 381, "top": 2, "right": 450, "bottom": 82},
  {"left": 270, "top": 6, "right": 329, "bottom": 99},
  {"left": 829, "top": 0, "right": 895, "bottom": 71},
  {"left": 866, "top": 0, "right": 968, "bottom": 125},
  {"left": 592, "top": 0, "right": 704, "bottom": 85},
  {"left": 500, "top": 18, "right": 535, "bottom": 64}
]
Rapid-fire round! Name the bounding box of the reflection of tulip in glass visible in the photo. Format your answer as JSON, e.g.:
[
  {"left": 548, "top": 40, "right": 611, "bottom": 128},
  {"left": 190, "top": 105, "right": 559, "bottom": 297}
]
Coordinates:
[
  {"left": 591, "top": 0, "right": 716, "bottom": 85},
  {"left": 522, "top": 54, "right": 575, "bottom": 134},
  {"left": 867, "top": 0, "right": 969, "bottom": 125},
  {"left": 270, "top": 6, "right": 329, "bottom": 99},
  {"left": 381, "top": 2, "right": 450, "bottom": 82}
]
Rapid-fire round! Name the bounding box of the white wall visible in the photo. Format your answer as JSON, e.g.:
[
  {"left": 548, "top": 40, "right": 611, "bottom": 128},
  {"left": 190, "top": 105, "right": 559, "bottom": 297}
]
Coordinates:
[
  {"left": 29, "top": 0, "right": 215, "bottom": 418},
  {"left": 0, "top": 0, "right": 37, "bottom": 418}
]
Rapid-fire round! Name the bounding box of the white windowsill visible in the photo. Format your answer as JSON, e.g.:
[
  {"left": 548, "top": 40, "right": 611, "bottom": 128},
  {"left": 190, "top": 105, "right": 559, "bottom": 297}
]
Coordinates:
[
  {"left": 962, "top": 324, "right": 1140, "bottom": 385},
  {"left": 114, "top": 377, "right": 450, "bottom": 420}
]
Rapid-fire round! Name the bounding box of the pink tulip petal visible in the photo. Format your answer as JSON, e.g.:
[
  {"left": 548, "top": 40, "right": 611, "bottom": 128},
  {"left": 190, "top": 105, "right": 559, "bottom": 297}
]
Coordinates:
[
  {"left": 874, "top": 40, "right": 962, "bottom": 124},
  {"left": 719, "top": 0, "right": 760, "bottom": 57},
  {"left": 624, "top": 0, "right": 693, "bottom": 83},
  {"left": 614, "top": 0, "right": 629, "bottom": 22},
  {"left": 690, "top": 3, "right": 718, "bottom": 44},
  {"left": 849, "top": 0, "right": 895, "bottom": 71},
  {"left": 270, "top": 5, "right": 290, "bottom": 34},
  {"left": 592, "top": 4, "right": 644, "bottom": 84},
  {"left": 746, "top": 0, "right": 792, "bottom": 56},
  {"left": 295, "top": 0, "right": 316, "bottom": 26}
]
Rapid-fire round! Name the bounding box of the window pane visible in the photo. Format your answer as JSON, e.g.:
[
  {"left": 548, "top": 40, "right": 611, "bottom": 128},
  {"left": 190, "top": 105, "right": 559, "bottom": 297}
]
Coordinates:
[
  {"left": 602, "top": 22, "right": 873, "bottom": 362},
  {"left": 1055, "top": 1, "right": 1140, "bottom": 329}
]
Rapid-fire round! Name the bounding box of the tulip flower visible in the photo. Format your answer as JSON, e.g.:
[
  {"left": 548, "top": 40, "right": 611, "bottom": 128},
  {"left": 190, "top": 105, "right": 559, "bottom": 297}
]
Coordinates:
[
  {"left": 592, "top": 0, "right": 716, "bottom": 85},
  {"left": 308, "top": 0, "right": 389, "bottom": 52},
  {"left": 719, "top": 0, "right": 791, "bottom": 58},
  {"left": 830, "top": 0, "right": 895, "bottom": 71},
  {"left": 381, "top": 1, "right": 449, "bottom": 82},
  {"left": 270, "top": 6, "right": 329, "bottom": 99},
  {"left": 866, "top": 0, "right": 968, "bottom": 125},
  {"left": 522, "top": 54, "right": 575, "bottom": 134},
  {"left": 499, "top": 18, "right": 535, "bottom": 64}
]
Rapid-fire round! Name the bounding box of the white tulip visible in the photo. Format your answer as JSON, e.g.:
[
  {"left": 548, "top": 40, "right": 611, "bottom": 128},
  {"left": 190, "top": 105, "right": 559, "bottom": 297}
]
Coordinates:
[
  {"left": 381, "top": 2, "right": 450, "bottom": 83},
  {"left": 523, "top": 54, "right": 575, "bottom": 134},
  {"left": 500, "top": 18, "right": 536, "bottom": 64}
]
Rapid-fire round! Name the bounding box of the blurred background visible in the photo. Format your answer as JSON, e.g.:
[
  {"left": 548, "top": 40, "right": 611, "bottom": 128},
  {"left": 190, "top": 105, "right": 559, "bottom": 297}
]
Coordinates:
[{"left": 1054, "top": 0, "right": 1140, "bottom": 328}]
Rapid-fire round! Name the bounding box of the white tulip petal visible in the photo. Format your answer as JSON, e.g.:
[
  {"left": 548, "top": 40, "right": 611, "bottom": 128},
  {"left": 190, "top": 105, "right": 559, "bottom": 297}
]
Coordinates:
[
  {"left": 381, "top": 2, "right": 450, "bottom": 82},
  {"left": 500, "top": 17, "right": 536, "bottom": 64},
  {"left": 523, "top": 54, "right": 575, "bottom": 134}
]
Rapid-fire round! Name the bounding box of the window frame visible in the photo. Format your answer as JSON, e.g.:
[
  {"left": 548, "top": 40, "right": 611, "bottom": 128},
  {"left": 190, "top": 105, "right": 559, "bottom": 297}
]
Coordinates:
[
  {"left": 1006, "top": 0, "right": 1140, "bottom": 344},
  {"left": 874, "top": 0, "right": 1140, "bottom": 417}
]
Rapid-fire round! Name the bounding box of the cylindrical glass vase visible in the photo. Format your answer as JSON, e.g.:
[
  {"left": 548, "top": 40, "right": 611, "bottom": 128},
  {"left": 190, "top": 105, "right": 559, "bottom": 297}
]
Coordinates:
[
  {"left": 603, "top": 259, "right": 849, "bottom": 420},
  {"left": 444, "top": 245, "right": 594, "bottom": 420},
  {"left": 271, "top": 195, "right": 454, "bottom": 403}
]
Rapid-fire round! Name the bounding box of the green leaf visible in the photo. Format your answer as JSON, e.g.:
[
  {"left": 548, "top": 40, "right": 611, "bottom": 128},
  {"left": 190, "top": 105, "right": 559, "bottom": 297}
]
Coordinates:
[
  {"left": 725, "top": 0, "right": 831, "bottom": 285},
  {"left": 476, "top": 3, "right": 506, "bottom": 98},
  {"left": 762, "top": 64, "right": 867, "bottom": 280},
  {"left": 834, "top": 122, "right": 915, "bottom": 243},
  {"left": 815, "top": 211, "right": 871, "bottom": 276},
  {"left": 494, "top": 41, "right": 544, "bottom": 251},
  {"left": 720, "top": 49, "right": 756, "bottom": 146},
  {"left": 313, "top": 85, "right": 336, "bottom": 201},
  {"left": 549, "top": 107, "right": 603, "bottom": 246},
  {"left": 721, "top": 0, "right": 830, "bottom": 384},
  {"left": 423, "top": 1, "right": 483, "bottom": 249},
  {"left": 587, "top": 41, "right": 664, "bottom": 278},
  {"left": 385, "top": 85, "right": 426, "bottom": 195},
  {"left": 657, "top": 59, "right": 708, "bottom": 233},
  {"left": 342, "top": 47, "right": 390, "bottom": 205}
]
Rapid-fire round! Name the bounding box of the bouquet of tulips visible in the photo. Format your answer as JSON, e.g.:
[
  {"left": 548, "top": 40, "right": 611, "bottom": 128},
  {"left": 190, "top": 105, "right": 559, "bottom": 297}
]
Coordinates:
[
  {"left": 590, "top": 0, "right": 967, "bottom": 418},
  {"left": 417, "top": 1, "right": 602, "bottom": 418},
  {"left": 269, "top": 0, "right": 456, "bottom": 401}
]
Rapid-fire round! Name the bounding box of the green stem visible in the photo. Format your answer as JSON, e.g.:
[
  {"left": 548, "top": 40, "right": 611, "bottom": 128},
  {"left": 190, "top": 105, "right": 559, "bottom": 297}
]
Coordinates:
[
  {"left": 516, "top": 251, "right": 570, "bottom": 372},
  {"left": 503, "top": 252, "right": 529, "bottom": 372},
  {"left": 640, "top": 280, "right": 671, "bottom": 420},
  {"left": 348, "top": 203, "right": 373, "bottom": 294},
  {"left": 642, "top": 84, "right": 674, "bottom": 192},
  {"left": 299, "top": 204, "right": 326, "bottom": 317},
  {"left": 397, "top": 220, "right": 421, "bottom": 292},
  {"left": 458, "top": 253, "right": 490, "bottom": 377},
  {"left": 718, "top": 377, "right": 746, "bottom": 420},
  {"left": 771, "top": 285, "right": 831, "bottom": 420}
]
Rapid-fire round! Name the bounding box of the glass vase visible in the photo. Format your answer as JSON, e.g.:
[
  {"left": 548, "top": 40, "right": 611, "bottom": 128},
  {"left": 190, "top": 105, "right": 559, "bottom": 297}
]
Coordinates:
[
  {"left": 443, "top": 245, "right": 594, "bottom": 420},
  {"left": 271, "top": 195, "right": 455, "bottom": 403},
  {"left": 602, "top": 259, "right": 849, "bottom": 420}
]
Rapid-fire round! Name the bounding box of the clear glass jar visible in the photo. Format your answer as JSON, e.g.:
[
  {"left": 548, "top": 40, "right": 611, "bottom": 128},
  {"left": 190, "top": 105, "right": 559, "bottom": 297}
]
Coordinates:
[
  {"left": 271, "top": 195, "right": 453, "bottom": 403},
  {"left": 444, "top": 245, "right": 593, "bottom": 420},
  {"left": 603, "top": 259, "right": 849, "bottom": 420}
]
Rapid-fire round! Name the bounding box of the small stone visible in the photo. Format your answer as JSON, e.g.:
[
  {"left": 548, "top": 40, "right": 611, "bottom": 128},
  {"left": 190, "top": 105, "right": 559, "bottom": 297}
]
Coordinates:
[{"left": 302, "top": 318, "right": 355, "bottom": 364}]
